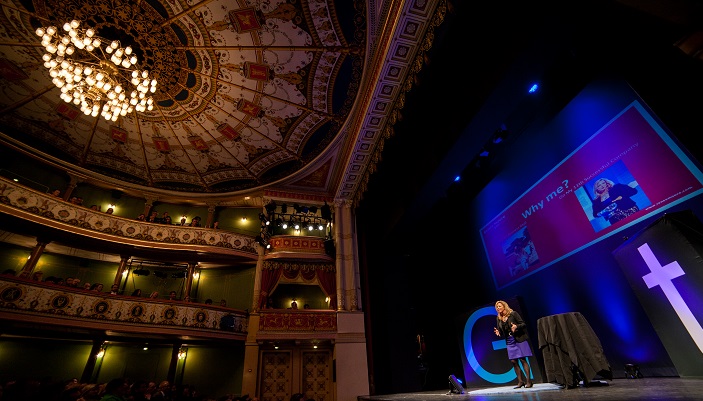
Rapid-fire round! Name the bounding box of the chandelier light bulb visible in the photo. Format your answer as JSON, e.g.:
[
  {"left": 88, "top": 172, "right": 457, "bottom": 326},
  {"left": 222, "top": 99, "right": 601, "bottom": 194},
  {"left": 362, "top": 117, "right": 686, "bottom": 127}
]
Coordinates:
[{"left": 35, "top": 20, "right": 158, "bottom": 121}]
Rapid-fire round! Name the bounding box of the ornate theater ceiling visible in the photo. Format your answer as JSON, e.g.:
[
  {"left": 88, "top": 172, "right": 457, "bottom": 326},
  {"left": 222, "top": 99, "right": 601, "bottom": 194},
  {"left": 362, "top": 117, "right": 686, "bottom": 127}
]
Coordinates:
[{"left": 0, "top": 0, "right": 447, "bottom": 203}]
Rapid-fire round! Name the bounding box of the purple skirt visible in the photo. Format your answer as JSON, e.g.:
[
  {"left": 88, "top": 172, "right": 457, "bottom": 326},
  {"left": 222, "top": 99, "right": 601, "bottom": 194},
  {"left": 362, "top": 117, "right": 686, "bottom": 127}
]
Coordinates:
[{"left": 506, "top": 335, "right": 533, "bottom": 359}]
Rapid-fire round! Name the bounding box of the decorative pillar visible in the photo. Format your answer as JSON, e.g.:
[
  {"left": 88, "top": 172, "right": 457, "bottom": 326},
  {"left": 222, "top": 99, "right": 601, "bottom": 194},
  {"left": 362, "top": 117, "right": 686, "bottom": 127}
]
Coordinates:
[
  {"left": 333, "top": 200, "right": 345, "bottom": 311},
  {"left": 167, "top": 343, "right": 182, "bottom": 384},
  {"left": 114, "top": 256, "right": 130, "bottom": 286},
  {"left": 143, "top": 195, "right": 158, "bottom": 216},
  {"left": 19, "top": 238, "right": 51, "bottom": 278},
  {"left": 334, "top": 199, "right": 361, "bottom": 311},
  {"left": 185, "top": 262, "right": 197, "bottom": 299},
  {"left": 63, "top": 175, "right": 83, "bottom": 201},
  {"left": 251, "top": 243, "right": 265, "bottom": 312},
  {"left": 206, "top": 203, "right": 218, "bottom": 228},
  {"left": 81, "top": 338, "right": 105, "bottom": 383}
]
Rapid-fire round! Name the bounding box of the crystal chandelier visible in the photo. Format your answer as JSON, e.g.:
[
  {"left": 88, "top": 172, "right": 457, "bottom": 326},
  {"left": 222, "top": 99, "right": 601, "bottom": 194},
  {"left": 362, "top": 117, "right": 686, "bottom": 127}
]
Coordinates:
[{"left": 36, "top": 20, "right": 157, "bottom": 122}]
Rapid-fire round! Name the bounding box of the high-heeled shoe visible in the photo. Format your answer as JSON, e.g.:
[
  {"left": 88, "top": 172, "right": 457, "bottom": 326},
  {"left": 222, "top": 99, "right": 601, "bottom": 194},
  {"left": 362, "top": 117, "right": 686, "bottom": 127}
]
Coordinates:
[
  {"left": 525, "top": 382, "right": 534, "bottom": 388},
  {"left": 513, "top": 382, "right": 525, "bottom": 389}
]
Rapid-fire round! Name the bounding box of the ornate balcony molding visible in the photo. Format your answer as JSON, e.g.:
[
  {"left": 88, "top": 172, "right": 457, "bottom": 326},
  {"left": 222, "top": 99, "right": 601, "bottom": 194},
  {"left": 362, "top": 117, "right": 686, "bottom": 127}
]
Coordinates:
[
  {"left": 0, "top": 177, "right": 258, "bottom": 257},
  {"left": 0, "top": 277, "right": 248, "bottom": 340},
  {"left": 256, "top": 310, "right": 337, "bottom": 340}
]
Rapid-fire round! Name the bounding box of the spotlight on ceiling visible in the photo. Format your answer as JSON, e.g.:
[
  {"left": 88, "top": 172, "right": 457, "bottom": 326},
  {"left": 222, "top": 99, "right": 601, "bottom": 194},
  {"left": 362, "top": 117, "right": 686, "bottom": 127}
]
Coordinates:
[
  {"left": 154, "top": 271, "right": 167, "bottom": 279},
  {"left": 265, "top": 202, "right": 277, "bottom": 214}
]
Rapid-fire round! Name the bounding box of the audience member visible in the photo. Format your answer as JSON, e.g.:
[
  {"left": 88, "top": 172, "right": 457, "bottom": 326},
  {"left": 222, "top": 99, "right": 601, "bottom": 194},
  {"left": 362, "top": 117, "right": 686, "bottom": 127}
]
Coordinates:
[
  {"left": 151, "top": 380, "right": 171, "bottom": 400},
  {"left": 131, "top": 289, "right": 142, "bottom": 297},
  {"left": 90, "top": 283, "right": 104, "bottom": 292},
  {"left": 129, "top": 380, "right": 149, "bottom": 401},
  {"left": 168, "top": 291, "right": 177, "bottom": 301},
  {"left": 212, "top": 221, "right": 219, "bottom": 229},
  {"left": 136, "top": 213, "right": 146, "bottom": 221},
  {"left": 149, "top": 291, "right": 159, "bottom": 299},
  {"left": 1, "top": 268, "right": 17, "bottom": 276},
  {"left": 204, "top": 299, "right": 213, "bottom": 305},
  {"left": 162, "top": 212, "right": 172, "bottom": 225},
  {"left": 105, "top": 207, "right": 114, "bottom": 214},
  {"left": 148, "top": 211, "right": 160, "bottom": 223},
  {"left": 31, "top": 271, "right": 43, "bottom": 281},
  {"left": 90, "top": 205, "right": 99, "bottom": 211},
  {"left": 83, "top": 282, "right": 92, "bottom": 290},
  {"left": 109, "top": 284, "right": 119, "bottom": 295},
  {"left": 50, "top": 189, "right": 62, "bottom": 197},
  {"left": 190, "top": 216, "right": 202, "bottom": 227},
  {"left": 219, "top": 299, "right": 227, "bottom": 307},
  {"left": 99, "top": 378, "right": 129, "bottom": 401}
]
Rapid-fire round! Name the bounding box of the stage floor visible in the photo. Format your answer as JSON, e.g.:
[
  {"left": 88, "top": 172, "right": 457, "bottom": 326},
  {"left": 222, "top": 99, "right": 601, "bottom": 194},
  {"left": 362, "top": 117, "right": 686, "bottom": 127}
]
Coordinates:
[{"left": 357, "top": 377, "right": 703, "bottom": 401}]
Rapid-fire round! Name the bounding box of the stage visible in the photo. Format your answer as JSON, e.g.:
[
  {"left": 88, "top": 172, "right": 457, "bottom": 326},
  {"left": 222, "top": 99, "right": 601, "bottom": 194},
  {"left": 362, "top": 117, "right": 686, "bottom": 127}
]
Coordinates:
[{"left": 357, "top": 377, "right": 703, "bottom": 400}]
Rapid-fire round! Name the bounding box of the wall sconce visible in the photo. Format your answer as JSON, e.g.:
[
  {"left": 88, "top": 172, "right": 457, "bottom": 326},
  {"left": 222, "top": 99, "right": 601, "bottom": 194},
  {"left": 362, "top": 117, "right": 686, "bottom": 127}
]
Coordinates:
[
  {"left": 193, "top": 272, "right": 200, "bottom": 280},
  {"left": 178, "top": 347, "right": 188, "bottom": 360},
  {"left": 241, "top": 216, "right": 247, "bottom": 222},
  {"left": 96, "top": 345, "right": 106, "bottom": 358},
  {"left": 121, "top": 270, "right": 128, "bottom": 277}
]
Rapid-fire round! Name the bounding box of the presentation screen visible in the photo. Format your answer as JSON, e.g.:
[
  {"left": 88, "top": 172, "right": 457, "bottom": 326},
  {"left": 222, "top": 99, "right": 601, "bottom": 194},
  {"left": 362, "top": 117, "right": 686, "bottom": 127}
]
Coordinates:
[{"left": 481, "top": 100, "right": 703, "bottom": 289}]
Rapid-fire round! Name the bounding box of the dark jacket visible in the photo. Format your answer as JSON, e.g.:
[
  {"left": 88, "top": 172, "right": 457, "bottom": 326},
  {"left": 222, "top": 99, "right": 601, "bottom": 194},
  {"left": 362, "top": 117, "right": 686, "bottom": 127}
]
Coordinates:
[{"left": 496, "top": 311, "right": 529, "bottom": 343}]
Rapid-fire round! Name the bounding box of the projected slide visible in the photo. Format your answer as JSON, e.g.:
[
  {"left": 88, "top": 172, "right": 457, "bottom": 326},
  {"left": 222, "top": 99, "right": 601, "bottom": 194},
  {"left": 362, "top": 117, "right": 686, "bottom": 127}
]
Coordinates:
[{"left": 481, "top": 101, "right": 703, "bottom": 289}]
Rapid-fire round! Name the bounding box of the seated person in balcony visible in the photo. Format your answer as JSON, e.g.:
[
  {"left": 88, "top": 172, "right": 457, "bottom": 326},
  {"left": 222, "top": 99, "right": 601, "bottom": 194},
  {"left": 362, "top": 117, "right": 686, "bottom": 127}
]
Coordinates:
[
  {"left": 219, "top": 299, "right": 227, "bottom": 307},
  {"left": 161, "top": 212, "right": 172, "bottom": 225},
  {"left": 204, "top": 298, "right": 213, "bottom": 305},
  {"left": 31, "top": 271, "right": 43, "bottom": 281},
  {"left": 90, "top": 283, "right": 104, "bottom": 292},
  {"left": 149, "top": 291, "right": 160, "bottom": 299},
  {"left": 1, "top": 268, "right": 17, "bottom": 276},
  {"left": 109, "top": 284, "right": 120, "bottom": 295},
  {"left": 131, "top": 289, "right": 142, "bottom": 297},
  {"left": 90, "top": 204, "right": 99, "bottom": 211},
  {"left": 147, "top": 210, "right": 161, "bottom": 223},
  {"left": 136, "top": 213, "right": 146, "bottom": 221},
  {"left": 168, "top": 291, "right": 177, "bottom": 301},
  {"left": 190, "top": 216, "right": 202, "bottom": 227},
  {"left": 50, "top": 189, "right": 62, "bottom": 197},
  {"left": 290, "top": 300, "right": 298, "bottom": 309},
  {"left": 105, "top": 207, "right": 114, "bottom": 214},
  {"left": 82, "top": 282, "right": 92, "bottom": 290}
]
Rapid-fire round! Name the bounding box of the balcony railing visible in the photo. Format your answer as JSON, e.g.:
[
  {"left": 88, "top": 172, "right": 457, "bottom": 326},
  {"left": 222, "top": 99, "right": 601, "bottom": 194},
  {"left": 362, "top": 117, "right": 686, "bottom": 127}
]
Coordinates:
[
  {"left": 0, "top": 177, "right": 258, "bottom": 256},
  {"left": 0, "top": 276, "right": 248, "bottom": 340}
]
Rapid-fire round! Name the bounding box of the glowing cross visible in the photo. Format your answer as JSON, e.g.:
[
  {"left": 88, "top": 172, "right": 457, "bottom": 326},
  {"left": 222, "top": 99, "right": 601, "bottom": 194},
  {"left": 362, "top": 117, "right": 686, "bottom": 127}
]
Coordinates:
[{"left": 639, "top": 243, "right": 703, "bottom": 354}]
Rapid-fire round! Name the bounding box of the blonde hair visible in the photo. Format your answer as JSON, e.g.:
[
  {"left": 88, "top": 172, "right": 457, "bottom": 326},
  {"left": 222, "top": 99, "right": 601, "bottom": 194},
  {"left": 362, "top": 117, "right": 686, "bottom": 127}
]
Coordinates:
[
  {"left": 593, "top": 178, "right": 615, "bottom": 196},
  {"left": 495, "top": 300, "right": 514, "bottom": 317}
]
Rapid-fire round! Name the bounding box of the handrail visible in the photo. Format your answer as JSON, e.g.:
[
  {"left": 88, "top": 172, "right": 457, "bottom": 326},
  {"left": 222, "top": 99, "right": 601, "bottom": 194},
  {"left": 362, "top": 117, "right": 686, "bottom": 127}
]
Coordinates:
[{"left": 0, "top": 276, "right": 248, "bottom": 340}]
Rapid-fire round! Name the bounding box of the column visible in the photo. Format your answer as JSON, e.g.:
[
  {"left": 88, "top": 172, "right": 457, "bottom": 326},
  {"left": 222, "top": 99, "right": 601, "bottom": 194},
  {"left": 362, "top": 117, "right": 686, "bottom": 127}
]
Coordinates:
[
  {"left": 114, "top": 256, "right": 130, "bottom": 287},
  {"left": 143, "top": 195, "right": 158, "bottom": 216},
  {"left": 335, "top": 199, "right": 361, "bottom": 311},
  {"left": 81, "top": 338, "right": 105, "bottom": 383},
  {"left": 251, "top": 244, "right": 265, "bottom": 312},
  {"left": 206, "top": 203, "right": 218, "bottom": 228},
  {"left": 63, "top": 175, "right": 82, "bottom": 201},
  {"left": 185, "top": 262, "right": 197, "bottom": 300},
  {"left": 333, "top": 200, "right": 345, "bottom": 311},
  {"left": 19, "top": 238, "right": 51, "bottom": 278},
  {"left": 167, "top": 343, "right": 182, "bottom": 384}
]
